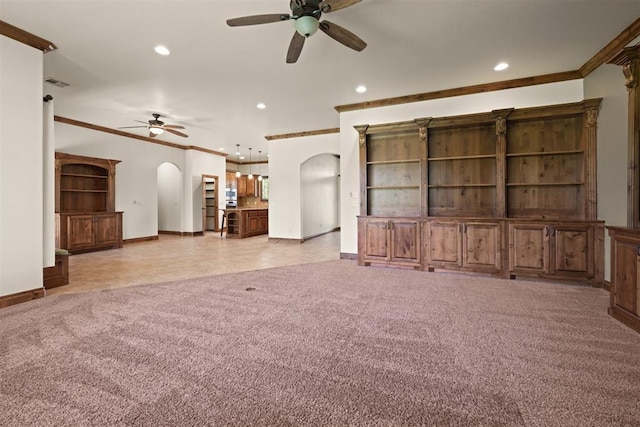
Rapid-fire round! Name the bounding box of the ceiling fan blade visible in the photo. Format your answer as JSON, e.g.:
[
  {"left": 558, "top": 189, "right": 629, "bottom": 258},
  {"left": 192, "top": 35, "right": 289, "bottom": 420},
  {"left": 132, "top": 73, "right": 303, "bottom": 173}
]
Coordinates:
[
  {"left": 319, "top": 0, "right": 362, "bottom": 13},
  {"left": 227, "top": 14, "right": 290, "bottom": 27},
  {"left": 163, "top": 124, "right": 186, "bottom": 129},
  {"left": 286, "top": 31, "right": 306, "bottom": 63},
  {"left": 165, "top": 128, "right": 189, "bottom": 138},
  {"left": 319, "top": 20, "right": 366, "bottom": 51},
  {"left": 118, "top": 126, "right": 148, "bottom": 129}
]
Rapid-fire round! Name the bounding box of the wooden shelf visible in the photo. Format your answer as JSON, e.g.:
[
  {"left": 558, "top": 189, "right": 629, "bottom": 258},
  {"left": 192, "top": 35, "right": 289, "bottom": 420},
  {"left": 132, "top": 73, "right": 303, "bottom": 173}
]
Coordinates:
[
  {"left": 368, "top": 185, "right": 420, "bottom": 190},
  {"left": 506, "top": 150, "right": 583, "bottom": 157},
  {"left": 428, "top": 154, "right": 496, "bottom": 161},
  {"left": 506, "top": 182, "right": 584, "bottom": 187},
  {"left": 60, "top": 189, "right": 109, "bottom": 193},
  {"left": 61, "top": 173, "right": 108, "bottom": 179},
  {"left": 428, "top": 184, "right": 495, "bottom": 188},
  {"left": 366, "top": 159, "right": 421, "bottom": 165}
]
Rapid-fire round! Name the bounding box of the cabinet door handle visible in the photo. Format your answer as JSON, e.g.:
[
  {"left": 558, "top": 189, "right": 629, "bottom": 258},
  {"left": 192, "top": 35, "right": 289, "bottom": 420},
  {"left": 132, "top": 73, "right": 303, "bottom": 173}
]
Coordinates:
[
  {"left": 637, "top": 245, "right": 640, "bottom": 256},
  {"left": 551, "top": 226, "right": 556, "bottom": 237},
  {"left": 458, "top": 223, "right": 462, "bottom": 233},
  {"left": 544, "top": 226, "right": 549, "bottom": 237}
]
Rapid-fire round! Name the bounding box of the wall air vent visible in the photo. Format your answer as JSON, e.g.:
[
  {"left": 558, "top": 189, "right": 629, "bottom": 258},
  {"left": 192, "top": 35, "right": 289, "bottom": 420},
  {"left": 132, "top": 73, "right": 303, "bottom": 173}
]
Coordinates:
[{"left": 44, "top": 77, "right": 70, "bottom": 88}]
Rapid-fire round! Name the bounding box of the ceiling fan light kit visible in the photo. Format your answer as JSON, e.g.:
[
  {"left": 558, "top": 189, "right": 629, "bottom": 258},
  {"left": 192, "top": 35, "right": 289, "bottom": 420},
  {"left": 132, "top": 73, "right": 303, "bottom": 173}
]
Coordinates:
[{"left": 226, "top": 0, "right": 366, "bottom": 63}]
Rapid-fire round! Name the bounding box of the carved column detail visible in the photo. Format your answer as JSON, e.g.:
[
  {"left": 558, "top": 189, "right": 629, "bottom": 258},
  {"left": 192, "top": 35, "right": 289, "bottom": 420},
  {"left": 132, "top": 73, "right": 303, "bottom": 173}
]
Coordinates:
[
  {"left": 492, "top": 109, "right": 513, "bottom": 219},
  {"left": 415, "top": 118, "right": 432, "bottom": 216},
  {"left": 354, "top": 125, "right": 369, "bottom": 216},
  {"left": 583, "top": 101, "right": 601, "bottom": 221},
  {"left": 610, "top": 46, "right": 640, "bottom": 228}
]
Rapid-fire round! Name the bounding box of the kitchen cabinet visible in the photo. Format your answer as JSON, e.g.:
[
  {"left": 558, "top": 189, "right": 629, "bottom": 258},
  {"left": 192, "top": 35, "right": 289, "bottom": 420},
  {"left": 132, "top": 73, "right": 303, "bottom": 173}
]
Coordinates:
[
  {"left": 57, "top": 212, "right": 123, "bottom": 253},
  {"left": 237, "top": 175, "right": 256, "bottom": 197},
  {"left": 225, "top": 208, "right": 268, "bottom": 238}
]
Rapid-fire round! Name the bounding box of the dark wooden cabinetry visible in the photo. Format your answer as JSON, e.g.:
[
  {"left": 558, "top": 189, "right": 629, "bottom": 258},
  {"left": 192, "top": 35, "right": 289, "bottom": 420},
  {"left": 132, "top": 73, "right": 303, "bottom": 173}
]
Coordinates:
[
  {"left": 607, "top": 227, "right": 640, "bottom": 333},
  {"left": 425, "top": 220, "right": 502, "bottom": 273},
  {"left": 509, "top": 221, "right": 602, "bottom": 284},
  {"left": 55, "top": 153, "right": 123, "bottom": 253},
  {"left": 356, "top": 99, "right": 604, "bottom": 285},
  {"left": 225, "top": 208, "right": 268, "bottom": 239},
  {"left": 358, "top": 217, "right": 421, "bottom": 268},
  {"left": 237, "top": 175, "right": 256, "bottom": 197}
]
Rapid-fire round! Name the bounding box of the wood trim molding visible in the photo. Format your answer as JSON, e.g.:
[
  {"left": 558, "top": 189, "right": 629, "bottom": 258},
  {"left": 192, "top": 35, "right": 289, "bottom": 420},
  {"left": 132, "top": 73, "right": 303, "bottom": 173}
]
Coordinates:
[
  {"left": 123, "top": 235, "right": 159, "bottom": 244},
  {"left": 340, "top": 252, "right": 358, "bottom": 260},
  {"left": 334, "top": 18, "right": 640, "bottom": 114},
  {"left": 0, "top": 20, "right": 57, "bottom": 52},
  {"left": 579, "top": 17, "right": 640, "bottom": 77},
  {"left": 227, "top": 159, "right": 268, "bottom": 166},
  {"left": 265, "top": 127, "right": 340, "bottom": 141},
  {"left": 335, "top": 71, "right": 582, "bottom": 113},
  {"left": 268, "top": 237, "right": 303, "bottom": 243},
  {"left": 0, "top": 288, "right": 45, "bottom": 309},
  {"left": 54, "top": 116, "right": 227, "bottom": 157}
]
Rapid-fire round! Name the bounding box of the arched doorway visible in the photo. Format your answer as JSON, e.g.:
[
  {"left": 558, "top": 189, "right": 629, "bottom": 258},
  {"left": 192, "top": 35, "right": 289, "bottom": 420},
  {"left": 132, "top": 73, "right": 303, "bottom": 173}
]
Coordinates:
[{"left": 300, "top": 154, "right": 340, "bottom": 240}]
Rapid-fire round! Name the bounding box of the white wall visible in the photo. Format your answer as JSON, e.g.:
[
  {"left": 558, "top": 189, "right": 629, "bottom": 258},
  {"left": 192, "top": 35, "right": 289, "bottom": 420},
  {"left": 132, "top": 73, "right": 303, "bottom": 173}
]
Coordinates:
[
  {"left": 157, "top": 162, "right": 182, "bottom": 232},
  {"left": 584, "top": 63, "right": 628, "bottom": 280},
  {"left": 185, "top": 149, "right": 226, "bottom": 233},
  {"left": 0, "top": 36, "right": 44, "bottom": 297},
  {"left": 301, "top": 154, "right": 340, "bottom": 239},
  {"left": 339, "top": 80, "right": 585, "bottom": 255},
  {"left": 269, "top": 133, "right": 340, "bottom": 239},
  {"left": 54, "top": 124, "right": 226, "bottom": 238}
]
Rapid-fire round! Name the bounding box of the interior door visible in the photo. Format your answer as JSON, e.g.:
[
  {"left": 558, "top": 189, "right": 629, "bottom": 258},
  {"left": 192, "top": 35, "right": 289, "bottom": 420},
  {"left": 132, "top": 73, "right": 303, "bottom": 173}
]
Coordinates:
[{"left": 202, "top": 175, "right": 218, "bottom": 232}]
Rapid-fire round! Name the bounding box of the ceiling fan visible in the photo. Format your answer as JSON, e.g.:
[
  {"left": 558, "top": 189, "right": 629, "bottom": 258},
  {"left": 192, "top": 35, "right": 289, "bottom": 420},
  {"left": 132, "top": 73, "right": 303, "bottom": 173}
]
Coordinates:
[
  {"left": 227, "top": 0, "right": 366, "bottom": 63},
  {"left": 119, "top": 114, "right": 188, "bottom": 138}
]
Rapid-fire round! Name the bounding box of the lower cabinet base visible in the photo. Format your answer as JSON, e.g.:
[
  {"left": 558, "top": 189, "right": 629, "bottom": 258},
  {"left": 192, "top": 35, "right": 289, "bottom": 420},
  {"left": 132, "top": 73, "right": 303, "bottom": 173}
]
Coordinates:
[
  {"left": 609, "top": 306, "right": 640, "bottom": 334},
  {"left": 358, "top": 217, "right": 605, "bottom": 287}
]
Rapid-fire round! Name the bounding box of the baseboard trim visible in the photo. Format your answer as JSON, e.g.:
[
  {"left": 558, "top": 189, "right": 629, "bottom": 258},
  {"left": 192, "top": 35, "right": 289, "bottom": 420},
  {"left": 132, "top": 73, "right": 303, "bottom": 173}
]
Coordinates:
[
  {"left": 603, "top": 280, "right": 611, "bottom": 292},
  {"left": 268, "top": 237, "right": 303, "bottom": 243},
  {"left": 300, "top": 227, "right": 341, "bottom": 243},
  {"left": 158, "top": 230, "right": 183, "bottom": 236},
  {"left": 124, "top": 235, "right": 159, "bottom": 244},
  {"left": 157, "top": 231, "right": 206, "bottom": 237},
  {"left": 0, "top": 288, "right": 45, "bottom": 309},
  {"left": 340, "top": 252, "right": 358, "bottom": 260}
]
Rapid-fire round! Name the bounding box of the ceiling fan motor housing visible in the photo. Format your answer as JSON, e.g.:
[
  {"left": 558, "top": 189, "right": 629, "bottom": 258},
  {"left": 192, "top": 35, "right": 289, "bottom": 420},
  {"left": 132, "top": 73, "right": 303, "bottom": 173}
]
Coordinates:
[{"left": 290, "top": 0, "right": 321, "bottom": 19}]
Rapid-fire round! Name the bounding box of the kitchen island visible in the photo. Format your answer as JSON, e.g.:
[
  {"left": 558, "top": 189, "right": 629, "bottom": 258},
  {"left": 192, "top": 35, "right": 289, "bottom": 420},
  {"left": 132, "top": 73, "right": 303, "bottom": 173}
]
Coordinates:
[{"left": 224, "top": 208, "right": 268, "bottom": 239}]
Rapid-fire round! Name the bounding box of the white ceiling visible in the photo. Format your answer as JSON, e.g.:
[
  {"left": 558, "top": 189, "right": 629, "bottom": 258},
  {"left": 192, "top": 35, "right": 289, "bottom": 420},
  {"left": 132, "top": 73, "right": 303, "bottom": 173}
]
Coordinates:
[{"left": 1, "top": 0, "right": 639, "bottom": 160}]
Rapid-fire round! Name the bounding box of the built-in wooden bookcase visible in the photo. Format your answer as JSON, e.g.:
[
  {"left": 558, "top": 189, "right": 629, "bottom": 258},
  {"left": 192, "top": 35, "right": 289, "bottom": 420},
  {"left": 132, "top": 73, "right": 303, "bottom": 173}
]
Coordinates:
[
  {"left": 55, "top": 153, "right": 123, "bottom": 253},
  {"left": 427, "top": 117, "right": 497, "bottom": 217},
  {"left": 356, "top": 99, "right": 604, "bottom": 285},
  {"left": 357, "top": 122, "right": 424, "bottom": 217}
]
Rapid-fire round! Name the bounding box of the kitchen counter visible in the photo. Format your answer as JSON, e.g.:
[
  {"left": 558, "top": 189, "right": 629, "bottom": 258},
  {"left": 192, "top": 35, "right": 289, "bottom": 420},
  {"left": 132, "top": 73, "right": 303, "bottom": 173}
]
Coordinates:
[{"left": 224, "top": 208, "right": 268, "bottom": 238}]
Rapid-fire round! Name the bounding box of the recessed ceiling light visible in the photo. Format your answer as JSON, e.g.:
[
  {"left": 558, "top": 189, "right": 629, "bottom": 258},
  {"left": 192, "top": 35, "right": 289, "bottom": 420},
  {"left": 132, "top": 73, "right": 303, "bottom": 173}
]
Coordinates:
[
  {"left": 240, "top": 156, "right": 245, "bottom": 160},
  {"left": 494, "top": 62, "right": 509, "bottom": 71},
  {"left": 257, "top": 103, "right": 266, "bottom": 109},
  {"left": 219, "top": 147, "right": 225, "bottom": 151},
  {"left": 356, "top": 85, "right": 367, "bottom": 93},
  {"left": 154, "top": 45, "right": 170, "bottom": 56}
]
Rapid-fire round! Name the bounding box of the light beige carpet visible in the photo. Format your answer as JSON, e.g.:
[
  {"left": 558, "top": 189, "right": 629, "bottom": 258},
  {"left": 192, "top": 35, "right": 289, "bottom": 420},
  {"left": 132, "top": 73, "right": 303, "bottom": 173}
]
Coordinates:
[{"left": 1, "top": 260, "right": 639, "bottom": 426}]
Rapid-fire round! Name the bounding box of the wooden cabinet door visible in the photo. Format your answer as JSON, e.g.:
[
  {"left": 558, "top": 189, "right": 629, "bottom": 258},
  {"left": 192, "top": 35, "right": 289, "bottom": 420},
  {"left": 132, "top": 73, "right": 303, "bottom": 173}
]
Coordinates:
[
  {"left": 612, "top": 238, "right": 640, "bottom": 316},
  {"left": 66, "top": 215, "right": 94, "bottom": 251},
  {"left": 509, "top": 223, "right": 549, "bottom": 274},
  {"left": 361, "top": 219, "right": 389, "bottom": 262},
  {"left": 463, "top": 222, "right": 501, "bottom": 271},
  {"left": 246, "top": 176, "right": 256, "bottom": 197},
  {"left": 226, "top": 172, "right": 237, "bottom": 190},
  {"left": 551, "top": 224, "right": 593, "bottom": 277},
  {"left": 427, "top": 221, "right": 461, "bottom": 267},
  {"left": 237, "top": 176, "right": 247, "bottom": 197},
  {"left": 389, "top": 220, "right": 421, "bottom": 265},
  {"left": 94, "top": 214, "right": 120, "bottom": 246}
]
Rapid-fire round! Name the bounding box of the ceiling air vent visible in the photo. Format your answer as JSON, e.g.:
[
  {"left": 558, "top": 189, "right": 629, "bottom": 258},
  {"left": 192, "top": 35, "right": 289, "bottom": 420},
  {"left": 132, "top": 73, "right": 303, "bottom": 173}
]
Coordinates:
[{"left": 44, "top": 77, "right": 70, "bottom": 88}]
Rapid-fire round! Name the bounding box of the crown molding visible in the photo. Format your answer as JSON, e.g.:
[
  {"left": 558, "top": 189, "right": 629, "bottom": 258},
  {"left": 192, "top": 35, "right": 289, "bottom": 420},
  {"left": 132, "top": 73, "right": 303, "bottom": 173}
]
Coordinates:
[
  {"left": 54, "top": 116, "right": 227, "bottom": 157},
  {"left": 0, "top": 20, "right": 56, "bottom": 52},
  {"left": 265, "top": 127, "right": 340, "bottom": 141}
]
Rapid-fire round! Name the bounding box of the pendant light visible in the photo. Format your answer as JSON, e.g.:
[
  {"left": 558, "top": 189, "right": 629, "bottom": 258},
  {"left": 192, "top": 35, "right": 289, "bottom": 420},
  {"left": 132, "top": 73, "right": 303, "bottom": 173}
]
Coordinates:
[
  {"left": 257, "top": 150, "right": 263, "bottom": 182},
  {"left": 235, "top": 144, "right": 241, "bottom": 178},
  {"left": 247, "top": 147, "right": 254, "bottom": 180}
]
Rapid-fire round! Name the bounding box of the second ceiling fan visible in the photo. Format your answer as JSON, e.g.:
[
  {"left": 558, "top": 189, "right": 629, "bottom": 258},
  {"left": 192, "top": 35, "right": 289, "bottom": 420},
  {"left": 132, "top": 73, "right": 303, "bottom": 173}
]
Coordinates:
[{"left": 227, "top": 0, "right": 366, "bottom": 63}]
